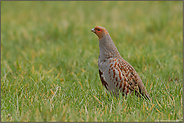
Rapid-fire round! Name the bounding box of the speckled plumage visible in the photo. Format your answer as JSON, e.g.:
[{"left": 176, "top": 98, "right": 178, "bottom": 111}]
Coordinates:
[{"left": 91, "top": 26, "right": 151, "bottom": 100}]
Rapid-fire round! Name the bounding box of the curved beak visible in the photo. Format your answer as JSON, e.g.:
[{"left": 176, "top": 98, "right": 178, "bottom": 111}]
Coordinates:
[{"left": 91, "top": 28, "right": 95, "bottom": 33}]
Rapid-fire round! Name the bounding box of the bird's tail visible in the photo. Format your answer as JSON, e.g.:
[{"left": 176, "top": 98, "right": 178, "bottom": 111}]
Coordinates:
[{"left": 137, "top": 87, "right": 151, "bottom": 101}]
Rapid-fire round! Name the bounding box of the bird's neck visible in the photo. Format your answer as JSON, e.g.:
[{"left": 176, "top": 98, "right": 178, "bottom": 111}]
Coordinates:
[{"left": 99, "top": 34, "right": 121, "bottom": 62}]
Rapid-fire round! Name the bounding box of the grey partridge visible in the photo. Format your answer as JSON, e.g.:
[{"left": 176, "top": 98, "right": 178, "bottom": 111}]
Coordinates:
[{"left": 91, "top": 26, "right": 151, "bottom": 100}]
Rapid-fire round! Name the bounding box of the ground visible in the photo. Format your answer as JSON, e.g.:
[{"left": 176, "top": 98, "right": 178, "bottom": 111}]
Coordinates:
[{"left": 1, "top": 1, "right": 183, "bottom": 122}]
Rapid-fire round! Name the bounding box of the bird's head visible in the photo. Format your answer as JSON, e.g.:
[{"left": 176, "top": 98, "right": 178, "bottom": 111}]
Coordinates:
[{"left": 91, "top": 26, "right": 109, "bottom": 40}]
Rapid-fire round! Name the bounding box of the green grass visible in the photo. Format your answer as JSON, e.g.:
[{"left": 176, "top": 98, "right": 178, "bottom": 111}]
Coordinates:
[{"left": 1, "top": 1, "right": 183, "bottom": 122}]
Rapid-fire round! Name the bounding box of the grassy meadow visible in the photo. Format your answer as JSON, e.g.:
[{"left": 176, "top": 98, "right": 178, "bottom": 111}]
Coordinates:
[{"left": 1, "top": 1, "right": 183, "bottom": 122}]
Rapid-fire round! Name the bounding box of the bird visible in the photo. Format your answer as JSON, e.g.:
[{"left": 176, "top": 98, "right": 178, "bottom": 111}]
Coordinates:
[{"left": 91, "top": 26, "right": 151, "bottom": 100}]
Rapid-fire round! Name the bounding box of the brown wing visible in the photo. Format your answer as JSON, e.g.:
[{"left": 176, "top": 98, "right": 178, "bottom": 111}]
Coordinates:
[{"left": 117, "top": 58, "right": 151, "bottom": 100}]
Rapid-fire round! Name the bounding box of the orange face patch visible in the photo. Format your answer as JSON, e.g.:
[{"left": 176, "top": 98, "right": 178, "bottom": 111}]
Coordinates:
[
  {"left": 93, "top": 26, "right": 109, "bottom": 39},
  {"left": 94, "top": 26, "right": 108, "bottom": 34}
]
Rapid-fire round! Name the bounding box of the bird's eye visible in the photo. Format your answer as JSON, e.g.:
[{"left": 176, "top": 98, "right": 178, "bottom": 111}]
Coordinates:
[{"left": 97, "top": 29, "right": 100, "bottom": 31}]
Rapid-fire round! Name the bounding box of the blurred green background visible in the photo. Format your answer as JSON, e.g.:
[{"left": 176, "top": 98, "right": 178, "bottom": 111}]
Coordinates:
[{"left": 1, "top": 1, "right": 183, "bottom": 122}]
